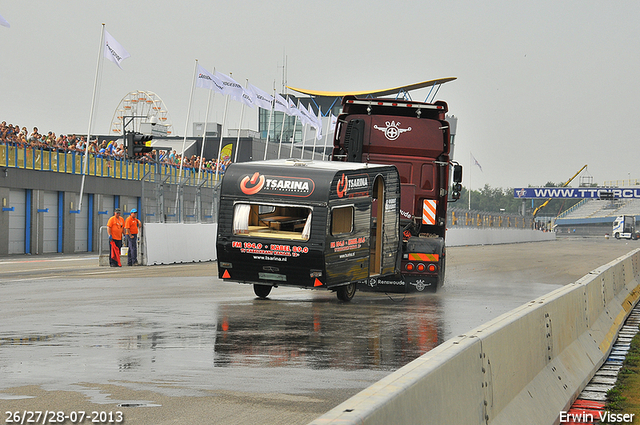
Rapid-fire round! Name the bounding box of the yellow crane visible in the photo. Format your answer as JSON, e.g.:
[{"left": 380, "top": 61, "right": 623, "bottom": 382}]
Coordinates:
[{"left": 532, "top": 164, "right": 588, "bottom": 218}]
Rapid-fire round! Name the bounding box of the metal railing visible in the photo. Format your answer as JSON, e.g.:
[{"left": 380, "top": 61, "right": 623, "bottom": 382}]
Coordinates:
[
  {"left": 448, "top": 208, "right": 535, "bottom": 229},
  {"left": 141, "top": 171, "right": 220, "bottom": 224},
  {"left": 0, "top": 141, "right": 220, "bottom": 188}
]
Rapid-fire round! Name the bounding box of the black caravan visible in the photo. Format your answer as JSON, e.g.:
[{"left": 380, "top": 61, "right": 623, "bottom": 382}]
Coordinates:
[{"left": 216, "top": 159, "right": 400, "bottom": 301}]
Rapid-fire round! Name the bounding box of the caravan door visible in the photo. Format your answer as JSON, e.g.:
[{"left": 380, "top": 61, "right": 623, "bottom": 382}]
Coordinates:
[{"left": 325, "top": 199, "right": 371, "bottom": 286}]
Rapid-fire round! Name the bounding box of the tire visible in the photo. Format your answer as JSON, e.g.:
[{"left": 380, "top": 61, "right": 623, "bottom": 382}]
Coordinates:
[
  {"left": 336, "top": 282, "right": 356, "bottom": 302},
  {"left": 437, "top": 256, "right": 446, "bottom": 290},
  {"left": 614, "top": 233, "right": 620, "bottom": 239},
  {"left": 253, "top": 284, "right": 272, "bottom": 299}
]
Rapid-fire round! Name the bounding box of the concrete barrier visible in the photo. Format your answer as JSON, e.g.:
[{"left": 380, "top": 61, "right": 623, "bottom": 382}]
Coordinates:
[
  {"left": 143, "top": 223, "right": 217, "bottom": 265},
  {"left": 309, "top": 249, "right": 640, "bottom": 425},
  {"left": 137, "top": 225, "right": 551, "bottom": 265},
  {"left": 446, "top": 227, "right": 555, "bottom": 246}
]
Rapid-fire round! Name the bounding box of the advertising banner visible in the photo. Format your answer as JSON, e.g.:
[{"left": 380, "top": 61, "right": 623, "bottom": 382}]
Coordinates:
[{"left": 513, "top": 187, "right": 640, "bottom": 199}]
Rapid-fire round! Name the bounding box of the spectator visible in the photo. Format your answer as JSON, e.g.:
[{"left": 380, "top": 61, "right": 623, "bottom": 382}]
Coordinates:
[{"left": 28, "top": 127, "right": 39, "bottom": 143}]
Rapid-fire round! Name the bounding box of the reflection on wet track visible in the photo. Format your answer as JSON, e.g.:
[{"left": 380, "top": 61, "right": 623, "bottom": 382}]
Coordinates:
[{"left": 214, "top": 296, "right": 443, "bottom": 370}]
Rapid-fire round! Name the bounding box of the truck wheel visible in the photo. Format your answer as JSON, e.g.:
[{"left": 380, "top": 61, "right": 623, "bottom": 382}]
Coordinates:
[
  {"left": 336, "top": 282, "right": 356, "bottom": 302},
  {"left": 615, "top": 233, "right": 620, "bottom": 239},
  {"left": 437, "top": 257, "right": 446, "bottom": 289},
  {"left": 254, "top": 284, "right": 272, "bottom": 299}
]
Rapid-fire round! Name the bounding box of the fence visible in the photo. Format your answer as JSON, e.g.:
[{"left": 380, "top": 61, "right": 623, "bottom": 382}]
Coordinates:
[
  {"left": 141, "top": 171, "right": 220, "bottom": 225},
  {"left": 448, "top": 208, "right": 535, "bottom": 230},
  {"left": 0, "top": 141, "right": 220, "bottom": 189}
]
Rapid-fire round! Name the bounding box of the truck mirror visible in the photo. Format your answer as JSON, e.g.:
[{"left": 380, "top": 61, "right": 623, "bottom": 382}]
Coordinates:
[{"left": 453, "top": 164, "right": 462, "bottom": 183}]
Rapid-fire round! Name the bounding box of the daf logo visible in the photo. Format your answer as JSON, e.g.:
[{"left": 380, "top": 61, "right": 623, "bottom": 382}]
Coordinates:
[{"left": 374, "top": 121, "right": 411, "bottom": 141}]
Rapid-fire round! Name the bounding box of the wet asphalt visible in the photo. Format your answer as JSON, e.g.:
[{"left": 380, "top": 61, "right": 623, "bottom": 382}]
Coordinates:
[{"left": 0, "top": 237, "right": 636, "bottom": 424}]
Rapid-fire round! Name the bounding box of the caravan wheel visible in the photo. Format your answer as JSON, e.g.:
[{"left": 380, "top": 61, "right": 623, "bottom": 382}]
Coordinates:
[
  {"left": 254, "top": 284, "right": 272, "bottom": 299},
  {"left": 336, "top": 282, "right": 356, "bottom": 302}
]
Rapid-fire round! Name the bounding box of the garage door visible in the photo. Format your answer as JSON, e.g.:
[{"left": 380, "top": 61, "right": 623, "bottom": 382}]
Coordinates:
[
  {"left": 74, "top": 194, "right": 89, "bottom": 252},
  {"left": 42, "top": 191, "right": 59, "bottom": 253},
  {"left": 8, "top": 189, "right": 26, "bottom": 254}
]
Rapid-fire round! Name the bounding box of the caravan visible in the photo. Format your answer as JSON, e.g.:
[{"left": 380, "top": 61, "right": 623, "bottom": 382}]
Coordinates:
[{"left": 216, "top": 159, "right": 400, "bottom": 301}]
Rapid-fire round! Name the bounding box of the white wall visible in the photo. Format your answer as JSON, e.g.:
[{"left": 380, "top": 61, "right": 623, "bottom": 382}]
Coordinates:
[
  {"left": 143, "top": 223, "right": 217, "bottom": 265},
  {"left": 447, "top": 227, "right": 555, "bottom": 246}
]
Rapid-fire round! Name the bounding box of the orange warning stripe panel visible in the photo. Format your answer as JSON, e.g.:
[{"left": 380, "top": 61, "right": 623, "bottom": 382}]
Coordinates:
[
  {"left": 422, "top": 200, "right": 437, "bottom": 225},
  {"left": 408, "top": 253, "right": 439, "bottom": 262}
]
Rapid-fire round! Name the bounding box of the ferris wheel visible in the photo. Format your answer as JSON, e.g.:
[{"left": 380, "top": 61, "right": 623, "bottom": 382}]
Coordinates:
[{"left": 109, "top": 90, "right": 174, "bottom": 136}]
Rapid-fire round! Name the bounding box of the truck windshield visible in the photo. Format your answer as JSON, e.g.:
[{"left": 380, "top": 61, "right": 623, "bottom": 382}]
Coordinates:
[{"left": 233, "top": 203, "right": 312, "bottom": 241}]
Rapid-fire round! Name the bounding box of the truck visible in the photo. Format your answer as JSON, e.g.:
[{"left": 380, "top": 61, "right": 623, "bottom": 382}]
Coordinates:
[
  {"left": 612, "top": 215, "right": 640, "bottom": 240},
  {"left": 216, "top": 96, "right": 461, "bottom": 300},
  {"left": 331, "top": 96, "right": 461, "bottom": 293}
]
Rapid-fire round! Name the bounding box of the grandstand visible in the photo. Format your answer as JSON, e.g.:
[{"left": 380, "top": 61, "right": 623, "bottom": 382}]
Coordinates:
[{"left": 555, "top": 198, "right": 640, "bottom": 236}]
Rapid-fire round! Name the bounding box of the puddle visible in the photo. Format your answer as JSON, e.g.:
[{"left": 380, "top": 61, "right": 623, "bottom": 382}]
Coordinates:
[
  {"left": 0, "top": 394, "right": 36, "bottom": 400},
  {"left": 117, "top": 402, "right": 162, "bottom": 408}
]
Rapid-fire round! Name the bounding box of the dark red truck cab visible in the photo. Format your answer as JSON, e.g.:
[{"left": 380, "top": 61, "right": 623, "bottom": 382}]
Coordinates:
[{"left": 332, "top": 96, "right": 462, "bottom": 292}]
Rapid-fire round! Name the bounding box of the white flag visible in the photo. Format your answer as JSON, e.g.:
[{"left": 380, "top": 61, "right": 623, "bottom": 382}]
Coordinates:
[
  {"left": 196, "top": 64, "right": 225, "bottom": 93},
  {"left": 329, "top": 113, "right": 338, "bottom": 131},
  {"left": 288, "top": 98, "right": 301, "bottom": 118},
  {"left": 239, "top": 86, "right": 255, "bottom": 108},
  {"left": 299, "top": 103, "right": 315, "bottom": 128},
  {"left": 214, "top": 71, "right": 245, "bottom": 100},
  {"left": 273, "top": 93, "right": 289, "bottom": 114},
  {"left": 104, "top": 30, "right": 130, "bottom": 69},
  {"left": 315, "top": 107, "right": 323, "bottom": 140},
  {"left": 248, "top": 83, "right": 274, "bottom": 110},
  {"left": 0, "top": 13, "right": 9, "bottom": 28}
]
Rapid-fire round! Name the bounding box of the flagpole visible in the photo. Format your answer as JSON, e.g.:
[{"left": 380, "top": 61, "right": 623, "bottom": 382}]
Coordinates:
[
  {"left": 233, "top": 77, "right": 247, "bottom": 163},
  {"left": 198, "top": 86, "right": 214, "bottom": 181},
  {"left": 289, "top": 100, "right": 299, "bottom": 158},
  {"left": 179, "top": 60, "right": 198, "bottom": 181},
  {"left": 174, "top": 59, "right": 198, "bottom": 222},
  {"left": 322, "top": 114, "right": 332, "bottom": 161},
  {"left": 263, "top": 86, "right": 275, "bottom": 160},
  {"left": 312, "top": 106, "right": 320, "bottom": 160},
  {"left": 300, "top": 103, "right": 308, "bottom": 159},
  {"left": 215, "top": 94, "right": 230, "bottom": 180},
  {"left": 468, "top": 152, "right": 472, "bottom": 210},
  {"left": 301, "top": 123, "right": 308, "bottom": 159},
  {"left": 277, "top": 95, "right": 289, "bottom": 159},
  {"left": 78, "top": 23, "right": 105, "bottom": 213}
]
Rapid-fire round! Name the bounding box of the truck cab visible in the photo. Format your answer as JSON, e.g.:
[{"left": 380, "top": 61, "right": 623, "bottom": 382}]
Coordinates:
[
  {"left": 612, "top": 215, "right": 640, "bottom": 240},
  {"left": 331, "top": 96, "right": 461, "bottom": 292}
]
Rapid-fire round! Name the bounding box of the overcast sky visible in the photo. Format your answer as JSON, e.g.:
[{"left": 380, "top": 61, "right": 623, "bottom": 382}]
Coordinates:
[{"left": 1, "top": 1, "right": 638, "bottom": 190}]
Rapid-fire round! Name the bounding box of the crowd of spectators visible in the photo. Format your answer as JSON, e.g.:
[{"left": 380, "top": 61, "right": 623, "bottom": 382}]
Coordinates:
[{"left": 0, "top": 120, "right": 231, "bottom": 175}]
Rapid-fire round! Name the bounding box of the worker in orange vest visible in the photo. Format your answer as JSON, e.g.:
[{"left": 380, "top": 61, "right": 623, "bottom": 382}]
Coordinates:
[
  {"left": 107, "top": 208, "right": 124, "bottom": 267},
  {"left": 124, "top": 208, "right": 141, "bottom": 266}
]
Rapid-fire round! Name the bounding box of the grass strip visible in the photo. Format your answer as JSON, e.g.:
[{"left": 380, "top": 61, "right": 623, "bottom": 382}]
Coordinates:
[{"left": 605, "top": 325, "right": 640, "bottom": 422}]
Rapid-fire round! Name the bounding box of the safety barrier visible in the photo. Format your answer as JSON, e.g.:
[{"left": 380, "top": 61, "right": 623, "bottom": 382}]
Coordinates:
[
  {"left": 309, "top": 249, "right": 640, "bottom": 425},
  {"left": 446, "top": 227, "right": 555, "bottom": 246},
  {"left": 142, "top": 223, "right": 217, "bottom": 265}
]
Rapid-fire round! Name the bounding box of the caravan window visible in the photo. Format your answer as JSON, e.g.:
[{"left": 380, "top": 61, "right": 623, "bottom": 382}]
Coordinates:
[
  {"left": 232, "top": 203, "right": 312, "bottom": 241},
  {"left": 331, "top": 206, "right": 354, "bottom": 235}
]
